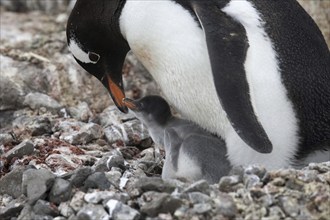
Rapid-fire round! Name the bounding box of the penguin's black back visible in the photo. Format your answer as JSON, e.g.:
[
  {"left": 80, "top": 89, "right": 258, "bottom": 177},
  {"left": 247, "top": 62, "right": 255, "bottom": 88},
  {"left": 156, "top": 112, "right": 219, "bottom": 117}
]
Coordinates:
[{"left": 252, "top": 0, "right": 330, "bottom": 157}]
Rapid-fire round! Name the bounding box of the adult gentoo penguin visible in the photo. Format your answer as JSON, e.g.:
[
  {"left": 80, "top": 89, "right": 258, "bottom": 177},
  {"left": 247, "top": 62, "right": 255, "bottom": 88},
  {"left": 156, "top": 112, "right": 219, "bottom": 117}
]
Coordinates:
[
  {"left": 66, "top": 0, "right": 330, "bottom": 169},
  {"left": 123, "top": 95, "right": 231, "bottom": 183}
]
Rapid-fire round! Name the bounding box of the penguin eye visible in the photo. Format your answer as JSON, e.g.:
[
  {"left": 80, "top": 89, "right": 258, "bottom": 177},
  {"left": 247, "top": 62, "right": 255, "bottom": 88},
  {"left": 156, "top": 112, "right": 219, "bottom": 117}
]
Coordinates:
[{"left": 88, "top": 52, "right": 100, "bottom": 63}]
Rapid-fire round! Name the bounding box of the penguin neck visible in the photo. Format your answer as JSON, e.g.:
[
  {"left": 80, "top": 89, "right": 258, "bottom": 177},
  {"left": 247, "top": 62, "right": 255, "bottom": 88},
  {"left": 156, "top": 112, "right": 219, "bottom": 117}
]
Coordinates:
[{"left": 143, "top": 117, "right": 174, "bottom": 147}]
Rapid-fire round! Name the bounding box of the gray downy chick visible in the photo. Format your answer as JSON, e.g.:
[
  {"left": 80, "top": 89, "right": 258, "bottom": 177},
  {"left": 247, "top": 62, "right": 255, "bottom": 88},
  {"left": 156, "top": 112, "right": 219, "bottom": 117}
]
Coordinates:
[{"left": 123, "top": 95, "right": 232, "bottom": 184}]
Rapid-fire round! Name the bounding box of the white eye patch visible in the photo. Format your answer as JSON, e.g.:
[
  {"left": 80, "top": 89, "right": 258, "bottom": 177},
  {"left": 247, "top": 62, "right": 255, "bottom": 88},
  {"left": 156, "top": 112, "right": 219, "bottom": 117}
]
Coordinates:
[{"left": 68, "top": 39, "right": 100, "bottom": 64}]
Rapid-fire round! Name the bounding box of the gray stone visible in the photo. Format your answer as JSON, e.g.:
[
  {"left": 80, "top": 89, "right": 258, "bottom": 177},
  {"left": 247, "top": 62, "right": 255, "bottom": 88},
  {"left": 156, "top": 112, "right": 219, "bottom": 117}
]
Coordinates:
[
  {"left": 244, "top": 165, "right": 267, "bottom": 179},
  {"left": 105, "top": 199, "right": 140, "bottom": 220},
  {"left": 53, "top": 120, "right": 85, "bottom": 133},
  {"left": 103, "top": 118, "right": 149, "bottom": 145},
  {"left": 97, "top": 106, "right": 135, "bottom": 127},
  {"left": 27, "top": 116, "right": 52, "bottom": 136},
  {"left": 105, "top": 170, "right": 122, "bottom": 188},
  {"left": 188, "top": 192, "right": 211, "bottom": 204},
  {"left": 82, "top": 191, "right": 130, "bottom": 205},
  {"left": 213, "top": 193, "right": 237, "bottom": 218},
  {"left": 22, "top": 168, "right": 56, "bottom": 204},
  {"left": 4, "top": 140, "right": 34, "bottom": 161},
  {"left": 33, "top": 199, "right": 59, "bottom": 216},
  {"left": 58, "top": 202, "right": 75, "bottom": 218},
  {"left": 0, "top": 133, "right": 13, "bottom": 145},
  {"left": 92, "top": 152, "right": 125, "bottom": 172},
  {"left": 69, "top": 191, "right": 86, "bottom": 213},
  {"left": 0, "top": 0, "right": 72, "bottom": 12},
  {"left": 133, "top": 177, "right": 176, "bottom": 195},
  {"left": 279, "top": 197, "right": 300, "bottom": 217},
  {"left": 140, "top": 192, "right": 182, "bottom": 217},
  {"left": 140, "top": 191, "right": 182, "bottom": 217},
  {"left": 243, "top": 174, "right": 261, "bottom": 189},
  {"left": 268, "top": 206, "right": 286, "bottom": 219},
  {"left": 0, "top": 195, "right": 26, "bottom": 220},
  {"left": 61, "top": 123, "right": 103, "bottom": 145},
  {"left": 54, "top": 217, "right": 68, "bottom": 220},
  {"left": 23, "top": 92, "right": 62, "bottom": 112},
  {"left": 107, "top": 154, "right": 125, "bottom": 170},
  {"left": 83, "top": 172, "right": 111, "bottom": 190},
  {"left": 76, "top": 204, "right": 109, "bottom": 220},
  {"left": 193, "top": 203, "right": 212, "bottom": 214},
  {"left": 49, "top": 178, "right": 72, "bottom": 205},
  {"left": 219, "top": 175, "right": 242, "bottom": 193},
  {"left": 183, "top": 180, "right": 210, "bottom": 194},
  {"left": 0, "top": 166, "right": 25, "bottom": 198},
  {"left": 62, "top": 167, "right": 93, "bottom": 188},
  {"left": 0, "top": 69, "right": 25, "bottom": 111},
  {"left": 69, "top": 102, "right": 93, "bottom": 122},
  {"left": 17, "top": 204, "right": 35, "bottom": 220}
]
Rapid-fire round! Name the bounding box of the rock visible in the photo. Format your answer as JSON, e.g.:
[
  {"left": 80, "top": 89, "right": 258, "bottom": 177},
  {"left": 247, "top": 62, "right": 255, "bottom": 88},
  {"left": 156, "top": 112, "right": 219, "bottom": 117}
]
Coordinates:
[
  {"left": 0, "top": 195, "right": 26, "bottom": 220},
  {"left": 83, "top": 191, "right": 130, "bottom": 205},
  {"left": 4, "top": 140, "right": 34, "bottom": 161},
  {"left": 183, "top": 180, "right": 210, "bottom": 194},
  {"left": 68, "top": 102, "right": 93, "bottom": 122},
  {"left": 33, "top": 199, "right": 59, "bottom": 217},
  {"left": 58, "top": 202, "right": 75, "bottom": 218},
  {"left": 69, "top": 191, "right": 86, "bottom": 213},
  {"left": 0, "top": 133, "right": 13, "bottom": 145},
  {"left": 105, "top": 170, "right": 122, "bottom": 188},
  {"left": 140, "top": 192, "right": 182, "bottom": 217},
  {"left": 61, "top": 123, "right": 103, "bottom": 145},
  {"left": 27, "top": 116, "right": 52, "bottom": 136},
  {"left": 107, "top": 154, "right": 125, "bottom": 170},
  {"left": 0, "top": 166, "right": 25, "bottom": 198},
  {"left": 23, "top": 92, "right": 62, "bottom": 112},
  {"left": 97, "top": 106, "right": 135, "bottom": 127},
  {"left": 243, "top": 174, "right": 261, "bottom": 189},
  {"left": 188, "top": 192, "right": 211, "bottom": 204},
  {"left": 133, "top": 177, "right": 176, "bottom": 195},
  {"left": 244, "top": 165, "right": 267, "bottom": 179},
  {"left": 219, "top": 175, "right": 242, "bottom": 193},
  {"left": 62, "top": 167, "right": 93, "bottom": 188},
  {"left": 76, "top": 204, "right": 109, "bottom": 220},
  {"left": 0, "top": 0, "right": 72, "bottom": 12},
  {"left": 105, "top": 199, "right": 140, "bottom": 220},
  {"left": 48, "top": 178, "right": 72, "bottom": 205},
  {"left": 83, "top": 172, "right": 111, "bottom": 190},
  {"left": 213, "top": 193, "right": 237, "bottom": 218},
  {"left": 17, "top": 204, "right": 35, "bottom": 220},
  {"left": 279, "top": 197, "right": 300, "bottom": 218},
  {"left": 45, "top": 154, "right": 82, "bottom": 175},
  {"left": 103, "top": 116, "right": 149, "bottom": 145},
  {"left": 193, "top": 203, "right": 212, "bottom": 214},
  {"left": 22, "top": 168, "right": 55, "bottom": 204},
  {"left": 92, "top": 152, "right": 125, "bottom": 172}
]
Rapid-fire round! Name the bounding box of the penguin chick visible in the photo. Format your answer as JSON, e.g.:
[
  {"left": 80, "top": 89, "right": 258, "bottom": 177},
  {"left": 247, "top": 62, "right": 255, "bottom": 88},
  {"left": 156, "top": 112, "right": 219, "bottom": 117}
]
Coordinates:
[{"left": 123, "top": 95, "right": 232, "bottom": 184}]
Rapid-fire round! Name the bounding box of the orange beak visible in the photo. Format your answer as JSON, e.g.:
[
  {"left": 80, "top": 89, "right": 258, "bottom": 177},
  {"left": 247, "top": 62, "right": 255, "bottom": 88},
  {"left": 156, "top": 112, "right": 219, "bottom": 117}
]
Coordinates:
[
  {"left": 122, "top": 98, "right": 141, "bottom": 111},
  {"left": 106, "top": 75, "right": 128, "bottom": 113}
]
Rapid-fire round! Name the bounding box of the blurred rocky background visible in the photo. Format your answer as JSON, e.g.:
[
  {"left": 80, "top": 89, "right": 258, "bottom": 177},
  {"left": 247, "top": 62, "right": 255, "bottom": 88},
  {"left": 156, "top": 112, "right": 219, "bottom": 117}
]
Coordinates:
[{"left": 0, "top": 0, "right": 329, "bottom": 219}]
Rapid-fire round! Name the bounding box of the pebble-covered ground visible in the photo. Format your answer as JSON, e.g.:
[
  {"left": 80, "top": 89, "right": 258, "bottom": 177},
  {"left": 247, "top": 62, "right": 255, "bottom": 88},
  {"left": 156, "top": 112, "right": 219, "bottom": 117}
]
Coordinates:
[{"left": 0, "top": 3, "right": 329, "bottom": 220}]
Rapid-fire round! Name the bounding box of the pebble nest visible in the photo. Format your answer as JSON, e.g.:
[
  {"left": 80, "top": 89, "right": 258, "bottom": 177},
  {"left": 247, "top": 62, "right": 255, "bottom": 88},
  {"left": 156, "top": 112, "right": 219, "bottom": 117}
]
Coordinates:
[{"left": 0, "top": 4, "right": 329, "bottom": 220}]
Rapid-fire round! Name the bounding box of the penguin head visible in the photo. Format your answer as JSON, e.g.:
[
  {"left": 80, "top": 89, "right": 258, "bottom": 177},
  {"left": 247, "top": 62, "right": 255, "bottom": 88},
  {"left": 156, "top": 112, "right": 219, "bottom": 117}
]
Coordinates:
[
  {"left": 123, "top": 96, "right": 172, "bottom": 127},
  {"left": 67, "top": 0, "right": 130, "bottom": 113}
]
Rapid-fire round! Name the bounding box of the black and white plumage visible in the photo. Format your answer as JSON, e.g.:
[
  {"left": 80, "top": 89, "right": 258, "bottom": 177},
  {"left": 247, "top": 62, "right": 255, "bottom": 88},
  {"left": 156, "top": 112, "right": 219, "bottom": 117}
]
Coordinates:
[
  {"left": 123, "top": 96, "right": 231, "bottom": 183},
  {"left": 67, "top": 0, "right": 330, "bottom": 169}
]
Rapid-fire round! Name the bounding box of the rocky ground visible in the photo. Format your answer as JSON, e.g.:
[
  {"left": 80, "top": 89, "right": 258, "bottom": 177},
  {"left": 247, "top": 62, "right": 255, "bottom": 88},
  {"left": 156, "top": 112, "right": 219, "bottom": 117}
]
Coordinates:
[{"left": 0, "top": 2, "right": 330, "bottom": 220}]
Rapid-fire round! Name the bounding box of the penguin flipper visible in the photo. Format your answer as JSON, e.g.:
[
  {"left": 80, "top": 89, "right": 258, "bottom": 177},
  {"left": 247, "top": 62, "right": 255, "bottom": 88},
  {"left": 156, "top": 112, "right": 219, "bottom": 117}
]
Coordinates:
[
  {"left": 191, "top": 1, "right": 273, "bottom": 154},
  {"left": 164, "top": 128, "right": 182, "bottom": 171},
  {"left": 182, "top": 134, "right": 232, "bottom": 183}
]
